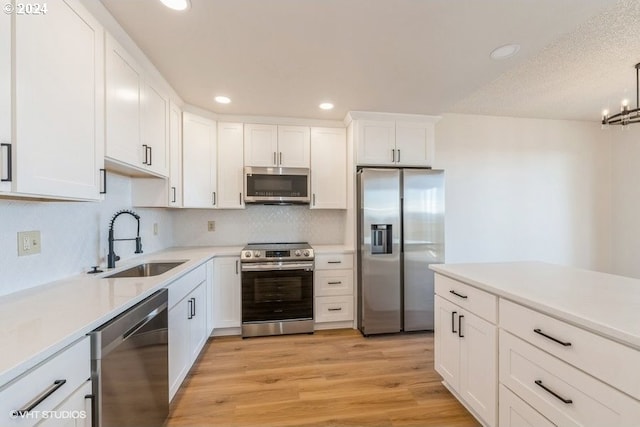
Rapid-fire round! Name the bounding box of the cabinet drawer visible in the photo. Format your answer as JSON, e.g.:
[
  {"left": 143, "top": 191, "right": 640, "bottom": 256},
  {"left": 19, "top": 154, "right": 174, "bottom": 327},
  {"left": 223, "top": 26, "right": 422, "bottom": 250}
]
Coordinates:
[
  {"left": 435, "top": 274, "right": 497, "bottom": 323},
  {"left": 315, "top": 296, "right": 354, "bottom": 322},
  {"left": 0, "top": 337, "right": 90, "bottom": 427},
  {"left": 499, "top": 330, "right": 640, "bottom": 426},
  {"left": 315, "top": 253, "right": 353, "bottom": 270},
  {"left": 167, "top": 263, "right": 207, "bottom": 309},
  {"left": 315, "top": 269, "right": 353, "bottom": 296},
  {"left": 499, "top": 384, "right": 555, "bottom": 427},
  {"left": 500, "top": 299, "right": 640, "bottom": 400}
]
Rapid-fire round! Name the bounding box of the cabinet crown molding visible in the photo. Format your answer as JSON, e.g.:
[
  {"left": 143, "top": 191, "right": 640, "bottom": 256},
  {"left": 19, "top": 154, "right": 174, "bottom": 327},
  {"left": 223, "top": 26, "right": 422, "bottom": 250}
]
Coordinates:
[{"left": 344, "top": 111, "right": 442, "bottom": 126}]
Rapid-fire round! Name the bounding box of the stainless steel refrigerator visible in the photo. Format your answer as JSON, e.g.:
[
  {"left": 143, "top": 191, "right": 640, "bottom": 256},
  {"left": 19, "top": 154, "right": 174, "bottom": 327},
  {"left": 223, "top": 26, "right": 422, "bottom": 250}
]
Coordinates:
[{"left": 357, "top": 168, "right": 444, "bottom": 335}]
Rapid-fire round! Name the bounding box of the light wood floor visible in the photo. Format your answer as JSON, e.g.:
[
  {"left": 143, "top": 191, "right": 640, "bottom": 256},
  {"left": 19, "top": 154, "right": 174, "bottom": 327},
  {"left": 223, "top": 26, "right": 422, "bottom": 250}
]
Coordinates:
[{"left": 167, "top": 329, "right": 480, "bottom": 427}]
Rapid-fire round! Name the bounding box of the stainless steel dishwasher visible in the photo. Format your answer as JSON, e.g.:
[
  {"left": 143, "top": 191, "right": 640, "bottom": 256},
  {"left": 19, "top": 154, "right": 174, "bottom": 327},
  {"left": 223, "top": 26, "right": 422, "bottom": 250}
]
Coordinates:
[{"left": 91, "top": 289, "right": 169, "bottom": 427}]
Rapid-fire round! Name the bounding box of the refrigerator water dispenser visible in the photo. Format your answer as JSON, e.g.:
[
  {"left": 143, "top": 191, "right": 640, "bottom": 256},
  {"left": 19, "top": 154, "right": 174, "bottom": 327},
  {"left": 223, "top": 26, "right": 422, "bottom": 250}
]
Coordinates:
[{"left": 371, "top": 224, "right": 392, "bottom": 254}]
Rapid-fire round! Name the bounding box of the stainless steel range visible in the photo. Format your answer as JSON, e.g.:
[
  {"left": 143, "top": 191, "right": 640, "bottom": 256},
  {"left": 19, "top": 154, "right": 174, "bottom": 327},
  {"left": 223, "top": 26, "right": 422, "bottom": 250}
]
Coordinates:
[{"left": 240, "top": 242, "right": 314, "bottom": 338}]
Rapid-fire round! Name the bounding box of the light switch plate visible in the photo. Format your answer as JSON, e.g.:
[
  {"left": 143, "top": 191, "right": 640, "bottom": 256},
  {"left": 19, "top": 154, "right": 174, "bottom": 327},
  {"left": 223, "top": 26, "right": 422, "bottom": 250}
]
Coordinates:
[{"left": 17, "top": 230, "right": 41, "bottom": 256}]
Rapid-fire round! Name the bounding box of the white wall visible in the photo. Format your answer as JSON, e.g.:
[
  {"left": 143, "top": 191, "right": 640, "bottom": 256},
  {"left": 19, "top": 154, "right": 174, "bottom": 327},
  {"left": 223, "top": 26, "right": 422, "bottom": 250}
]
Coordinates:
[
  {"left": 0, "top": 173, "right": 174, "bottom": 296},
  {"left": 610, "top": 126, "right": 640, "bottom": 278},
  {"left": 435, "top": 114, "right": 611, "bottom": 271},
  {"left": 172, "top": 205, "right": 346, "bottom": 247}
]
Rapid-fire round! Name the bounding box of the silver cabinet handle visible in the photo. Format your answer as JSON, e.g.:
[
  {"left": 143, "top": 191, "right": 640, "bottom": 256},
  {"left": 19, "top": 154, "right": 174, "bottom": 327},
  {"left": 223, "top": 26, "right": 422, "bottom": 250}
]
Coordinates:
[
  {"left": 212, "top": 192, "right": 216, "bottom": 206},
  {"left": 397, "top": 149, "right": 400, "bottom": 162},
  {"left": 327, "top": 261, "right": 342, "bottom": 264},
  {"left": 313, "top": 193, "right": 316, "bottom": 206},
  {"left": 328, "top": 307, "right": 343, "bottom": 312},
  {"left": 235, "top": 260, "right": 239, "bottom": 275},
  {"left": 327, "top": 281, "right": 342, "bottom": 285},
  {"left": 171, "top": 187, "right": 177, "bottom": 203},
  {"left": 273, "top": 152, "right": 277, "bottom": 165},
  {"left": 239, "top": 192, "right": 242, "bottom": 205},
  {"left": 279, "top": 152, "right": 282, "bottom": 165},
  {"left": 391, "top": 149, "right": 395, "bottom": 162},
  {"left": 13, "top": 379, "right": 67, "bottom": 416}
]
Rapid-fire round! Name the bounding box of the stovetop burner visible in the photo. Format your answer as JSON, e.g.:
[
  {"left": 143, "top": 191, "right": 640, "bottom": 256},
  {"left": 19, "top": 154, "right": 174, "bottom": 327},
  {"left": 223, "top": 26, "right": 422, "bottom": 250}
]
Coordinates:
[{"left": 241, "top": 242, "right": 314, "bottom": 262}]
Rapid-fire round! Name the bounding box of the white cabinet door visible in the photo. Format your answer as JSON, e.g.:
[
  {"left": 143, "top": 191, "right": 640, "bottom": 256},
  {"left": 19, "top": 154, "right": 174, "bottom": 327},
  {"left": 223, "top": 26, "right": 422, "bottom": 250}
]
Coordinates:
[
  {"left": 395, "top": 121, "right": 434, "bottom": 167},
  {"left": 182, "top": 112, "right": 217, "bottom": 208},
  {"left": 0, "top": 8, "right": 9, "bottom": 193},
  {"left": 277, "top": 125, "right": 310, "bottom": 167},
  {"left": 434, "top": 295, "right": 460, "bottom": 390},
  {"left": 141, "top": 82, "right": 169, "bottom": 177},
  {"left": 217, "top": 122, "right": 245, "bottom": 209},
  {"left": 169, "top": 295, "right": 190, "bottom": 401},
  {"left": 356, "top": 120, "right": 396, "bottom": 166},
  {"left": 310, "top": 127, "right": 346, "bottom": 209},
  {"left": 188, "top": 283, "right": 208, "bottom": 363},
  {"left": 499, "top": 385, "right": 555, "bottom": 427},
  {"left": 459, "top": 310, "right": 497, "bottom": 427},
  {"left": 168, "top": 102, "right": 182, "bottom": 207},
  {"left": 105, "top": 33, "right": 142, "bottom": 168},
  {"left": 13, "top": 0, "right": 104, "bottom": 199},
  {"left": 244, "top": 123, "right": 278, "bottom": 167},
  {"left": 213, "top": 257, "right": 241, "bottom": 329},
  {"left": 38, "top": 380, "right": 92, "bottom": 427}
]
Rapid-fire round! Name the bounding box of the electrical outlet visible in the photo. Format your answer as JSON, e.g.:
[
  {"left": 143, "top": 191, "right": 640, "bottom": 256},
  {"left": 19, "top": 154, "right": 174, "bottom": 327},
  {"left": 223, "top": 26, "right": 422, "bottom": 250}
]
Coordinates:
[
  {"left": 207, "top": 221, "right": 215, "bottom": 232},
  {"left": 17, "top": 231, "right": 41, "bottom": 256},
  {"left": 153, "top": 223, "right": 158, "bottom": 235}
]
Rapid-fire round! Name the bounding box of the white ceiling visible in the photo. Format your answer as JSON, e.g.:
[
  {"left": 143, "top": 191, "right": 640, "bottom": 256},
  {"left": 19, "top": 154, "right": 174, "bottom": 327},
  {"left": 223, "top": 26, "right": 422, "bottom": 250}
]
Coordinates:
[{"left": 100, "top": 0, "right": 638, "bottom": 122}]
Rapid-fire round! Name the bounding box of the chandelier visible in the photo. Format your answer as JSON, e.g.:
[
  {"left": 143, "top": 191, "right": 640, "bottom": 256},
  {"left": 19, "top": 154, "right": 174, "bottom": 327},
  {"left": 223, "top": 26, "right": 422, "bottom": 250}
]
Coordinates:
[{"left": 601, "top": 62, "right": 640, "bottom": 126}]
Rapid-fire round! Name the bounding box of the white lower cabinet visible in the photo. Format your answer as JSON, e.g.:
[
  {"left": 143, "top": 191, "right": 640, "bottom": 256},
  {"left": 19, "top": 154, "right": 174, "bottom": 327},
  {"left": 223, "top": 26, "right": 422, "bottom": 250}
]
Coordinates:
[
  {"left": 0, "top": 337, "right": 91, "bottom": 427},
  {"left": 314, "top": 252, "right": 354, "bottom": 329},
  {"left": 499, "top": 384, "right": 555, "bottom": 427},
  {"left": 167, "top": 264, "right": 209, "bottom": 401},
  {"left": 434, "top": 295, "right": 497, "bottom": 426},
  {"left": 213, "top": 256, "right": 241, "bottom": 332}
]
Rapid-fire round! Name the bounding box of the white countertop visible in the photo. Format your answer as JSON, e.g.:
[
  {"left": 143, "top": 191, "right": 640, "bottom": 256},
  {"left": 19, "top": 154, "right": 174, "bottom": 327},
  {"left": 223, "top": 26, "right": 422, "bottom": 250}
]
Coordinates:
[
  {"left": 0, "top": 246, "right": 241, "bottom": 386},
  {"left": 430, "top": 261, "right": 640, "bottom": 350}
]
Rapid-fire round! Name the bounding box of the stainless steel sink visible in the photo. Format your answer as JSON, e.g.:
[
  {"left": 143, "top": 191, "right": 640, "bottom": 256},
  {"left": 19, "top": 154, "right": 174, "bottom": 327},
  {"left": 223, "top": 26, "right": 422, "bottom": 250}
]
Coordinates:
[{"left": 104, "top": 261, "right": 186, "bottom": 278}]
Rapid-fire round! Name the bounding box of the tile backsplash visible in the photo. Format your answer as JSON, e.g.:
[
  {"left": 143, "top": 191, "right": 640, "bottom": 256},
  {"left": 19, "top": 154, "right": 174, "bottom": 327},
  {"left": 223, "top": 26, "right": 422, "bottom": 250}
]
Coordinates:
[{"left": 172, "top": 204, "right": 346, "bottom": 247}]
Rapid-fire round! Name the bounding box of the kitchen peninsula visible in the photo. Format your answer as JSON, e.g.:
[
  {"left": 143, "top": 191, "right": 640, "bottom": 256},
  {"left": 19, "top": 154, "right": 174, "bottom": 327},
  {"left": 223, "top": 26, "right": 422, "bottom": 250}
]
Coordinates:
[{"left": 430, "top": 261, "right": 640, "bottom": 427}]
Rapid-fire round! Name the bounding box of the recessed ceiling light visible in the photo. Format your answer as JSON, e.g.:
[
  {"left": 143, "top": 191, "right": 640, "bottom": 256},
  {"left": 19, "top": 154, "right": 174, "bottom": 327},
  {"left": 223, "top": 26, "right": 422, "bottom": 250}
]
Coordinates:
[
  {"left": 214, "top": 96, "right": 231, "bottom": 104},
  {"left": 490, "top": 44, "right": 520, "bottom": 60},
  {"left": 159, "top": 0, "right": 191, "bottom": 11},
  {"left": 319, "top": 102, "right": 334, "bottom": 110}
]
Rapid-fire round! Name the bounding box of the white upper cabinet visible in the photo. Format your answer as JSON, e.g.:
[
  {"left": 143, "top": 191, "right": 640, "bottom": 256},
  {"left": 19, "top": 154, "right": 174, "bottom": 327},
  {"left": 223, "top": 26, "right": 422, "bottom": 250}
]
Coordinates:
[
  {"left": 244, "top": 124, "right": 277, "bottom": 167},
  {"left": 105, "top": 33, "right": 168, "bottom": 177},
  {"left": 395, "top": 121, "right": 435, "bottom": 166},
  {"left": 141, "top": 82, "right": 169, "bottom": 176},
  {"left": 244, "top": 124, "right": 310, "bottom": 167},
  {"left": 0, "top": 9, "right": 10, "bottom": 193},
  {"left": 353, "top": 113, "right": 438, "bottom": 167},
  {"left": 8, "top": 0, "right": 104, "bottom": 199},
  {"left": 217, "top": 122, "right": 245, "bottom": 209},
  {"left": 277, "top": 126, "right": 311, "bottom": 167},
  {"left": 182, "top": 112, "right": 217, "bottom": 208},
  {"left": 310, "top": 127, "right": 346, "bottom": 209},
  {"left": 168, "top": 102, "right": 183, "bottom": 207},
  {"left": 356, "top": 120, "right": 396, "bottom": 165},
  {"left": 105, "top": 33, "right": 141, "bottom": 168}
]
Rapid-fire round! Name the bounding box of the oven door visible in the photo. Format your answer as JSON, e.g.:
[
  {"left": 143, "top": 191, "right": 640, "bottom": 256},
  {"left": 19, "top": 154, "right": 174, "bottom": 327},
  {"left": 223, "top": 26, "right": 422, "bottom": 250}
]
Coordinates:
[{"left": 241, "top": 264, "right": 313, "bottom": 323}]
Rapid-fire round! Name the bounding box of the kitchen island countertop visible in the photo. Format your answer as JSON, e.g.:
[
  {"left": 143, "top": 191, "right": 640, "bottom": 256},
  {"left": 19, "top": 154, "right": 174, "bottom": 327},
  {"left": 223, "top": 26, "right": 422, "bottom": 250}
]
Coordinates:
[{"left": 430, "top": 261, "right": 640, "bottom": 350}]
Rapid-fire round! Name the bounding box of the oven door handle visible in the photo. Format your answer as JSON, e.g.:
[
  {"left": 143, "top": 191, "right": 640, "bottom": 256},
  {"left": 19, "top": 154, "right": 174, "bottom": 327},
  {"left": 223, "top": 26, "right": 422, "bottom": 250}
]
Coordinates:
[{"left": 241, "top": 262, "right": 314, "bottom": 272}]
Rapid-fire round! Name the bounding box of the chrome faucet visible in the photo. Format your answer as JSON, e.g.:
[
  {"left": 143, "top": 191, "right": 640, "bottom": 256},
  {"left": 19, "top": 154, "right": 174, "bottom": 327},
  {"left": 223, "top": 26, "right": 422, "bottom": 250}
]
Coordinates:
[{"left": 107, "top": 210, "right": 143, "bottom": 269}]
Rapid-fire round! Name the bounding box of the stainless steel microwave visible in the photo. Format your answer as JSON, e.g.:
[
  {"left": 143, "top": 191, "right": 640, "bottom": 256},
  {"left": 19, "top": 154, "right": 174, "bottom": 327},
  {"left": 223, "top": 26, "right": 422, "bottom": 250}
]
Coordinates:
[{"left": 244, "top": 166, "right": 310, "bottom": 204}]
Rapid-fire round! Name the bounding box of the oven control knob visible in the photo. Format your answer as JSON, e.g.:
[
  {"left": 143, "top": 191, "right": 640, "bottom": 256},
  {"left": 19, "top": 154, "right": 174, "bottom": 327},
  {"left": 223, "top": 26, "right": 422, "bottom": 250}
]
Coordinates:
[
  {"left": 303, "top": 250, "right": 310, "bottom": 257},
  {"left": 243, "top": 251, "right": 252, "bottom": 258},
  {"left": 294, "top": 250, "right": 301, "bottom": 256},
  {"left": 254, "top": 251, "right": 261, "bottom": 257}
]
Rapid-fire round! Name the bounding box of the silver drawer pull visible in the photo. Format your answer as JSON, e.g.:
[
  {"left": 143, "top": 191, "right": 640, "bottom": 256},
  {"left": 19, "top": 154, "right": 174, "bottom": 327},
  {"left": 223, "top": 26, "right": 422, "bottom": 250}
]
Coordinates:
[
  {"left": 533, "top": 328, "right": 572, "bottom": 347},
  {"left": 14, "top": 379, "right": 67, "bottom": 416},
  {"left": 535, "top": 380, "right": 573, "bottom": 404},
  {"left": 327, "top": 281, "right": 342, "bottom": 285},
  {"left": 449, "top": 290, "right": 468, "bottom": 299},
  {"left": 327, "top": 261, "right": 342, "bottom": 264},
  {"left": 328, "top": 307, "right": 343, "bottom": 312}
]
